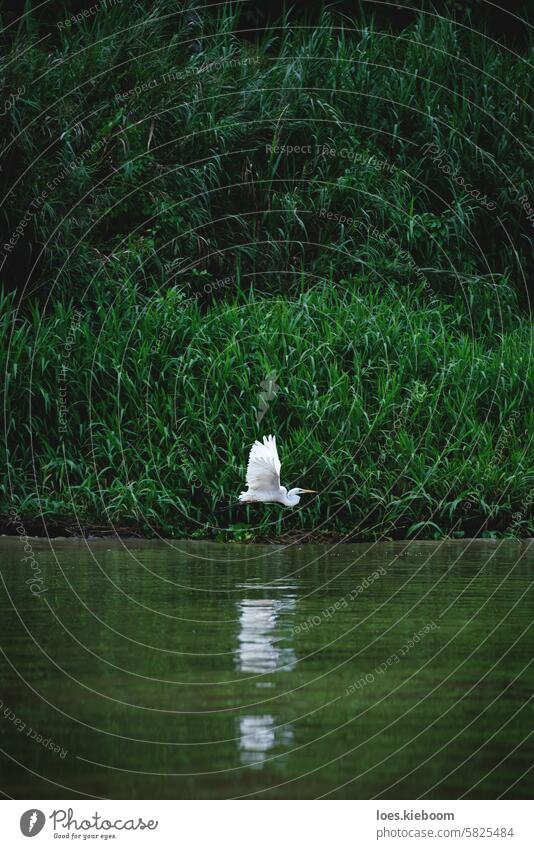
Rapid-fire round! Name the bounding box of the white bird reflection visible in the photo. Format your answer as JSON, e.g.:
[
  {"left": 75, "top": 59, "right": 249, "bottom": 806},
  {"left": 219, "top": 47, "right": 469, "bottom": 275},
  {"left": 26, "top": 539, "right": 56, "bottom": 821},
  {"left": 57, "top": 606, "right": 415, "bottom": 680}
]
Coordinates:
[
  {"left": 238, "top": 714, "right": 294, "bottom": 767},
  {"left": 236, "top": 589, "right": 296, "bottom": 766},
  {"left": 236, "top": 596, "right": 297, "bottom": 674}
]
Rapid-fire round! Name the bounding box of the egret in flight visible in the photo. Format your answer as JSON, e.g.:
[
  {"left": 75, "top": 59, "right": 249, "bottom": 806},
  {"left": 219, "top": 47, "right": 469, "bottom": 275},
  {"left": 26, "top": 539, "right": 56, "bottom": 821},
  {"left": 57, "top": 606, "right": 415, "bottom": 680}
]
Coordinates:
[{"left": 239, "top": 435, "right": 316, "bottom": 507}]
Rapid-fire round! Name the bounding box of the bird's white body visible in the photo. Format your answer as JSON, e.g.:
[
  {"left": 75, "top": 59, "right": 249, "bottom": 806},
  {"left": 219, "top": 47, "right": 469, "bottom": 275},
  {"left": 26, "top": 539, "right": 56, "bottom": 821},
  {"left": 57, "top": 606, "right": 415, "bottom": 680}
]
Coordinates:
[{"left": 239, "top": 435, "right": 315, "bottom": 508}]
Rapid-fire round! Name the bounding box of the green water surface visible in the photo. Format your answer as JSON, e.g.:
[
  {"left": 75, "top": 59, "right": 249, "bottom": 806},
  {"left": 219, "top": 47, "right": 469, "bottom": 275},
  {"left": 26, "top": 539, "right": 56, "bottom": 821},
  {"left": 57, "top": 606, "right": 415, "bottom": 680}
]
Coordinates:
[{"left": 1, "top": 538, "right": 533, "bottom": 799}]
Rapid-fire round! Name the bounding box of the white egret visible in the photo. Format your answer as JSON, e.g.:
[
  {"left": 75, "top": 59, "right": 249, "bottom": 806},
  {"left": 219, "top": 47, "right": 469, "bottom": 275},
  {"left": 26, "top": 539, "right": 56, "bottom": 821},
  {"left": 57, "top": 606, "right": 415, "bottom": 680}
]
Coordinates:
[{"left": 239, "top": 435, "right": 316, "bottom": 507}]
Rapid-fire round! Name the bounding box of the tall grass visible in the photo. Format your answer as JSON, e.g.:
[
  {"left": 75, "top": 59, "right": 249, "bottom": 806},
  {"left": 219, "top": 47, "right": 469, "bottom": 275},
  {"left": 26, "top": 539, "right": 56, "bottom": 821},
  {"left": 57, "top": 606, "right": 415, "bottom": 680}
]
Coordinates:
[
  {"left": 0, "top": 4, "right": 532, "bottom": 538},
  {"left": 0, "top": 6, "right": 532, "bottom": 305},
  {"left": 1, "top": 278, "right": 532, "bottom": 538}
]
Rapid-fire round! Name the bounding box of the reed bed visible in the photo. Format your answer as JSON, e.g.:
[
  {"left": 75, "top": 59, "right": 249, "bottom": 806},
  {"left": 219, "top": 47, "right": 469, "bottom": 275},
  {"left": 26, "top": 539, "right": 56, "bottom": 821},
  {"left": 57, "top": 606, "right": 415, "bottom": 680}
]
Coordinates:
[
  {"left": 2, "top": 279, "right": 532, "bottom": 538},
  {"left": 0, "top": 4, "right": 532, "bottom": 538}
]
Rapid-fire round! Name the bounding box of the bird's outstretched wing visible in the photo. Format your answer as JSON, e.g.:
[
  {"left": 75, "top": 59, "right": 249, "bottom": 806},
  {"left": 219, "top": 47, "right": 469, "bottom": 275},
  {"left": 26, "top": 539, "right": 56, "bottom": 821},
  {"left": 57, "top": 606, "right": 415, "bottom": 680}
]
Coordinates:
[{"left": 245, "top": 434, "right": 281, "bottom": 492}]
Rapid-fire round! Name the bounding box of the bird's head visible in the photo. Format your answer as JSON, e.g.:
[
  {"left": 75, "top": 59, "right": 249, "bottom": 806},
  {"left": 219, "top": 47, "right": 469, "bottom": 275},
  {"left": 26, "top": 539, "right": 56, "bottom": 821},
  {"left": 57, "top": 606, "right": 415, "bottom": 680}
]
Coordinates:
[{"left": 286, "top": 487, "right": 316, "bottom": 506}]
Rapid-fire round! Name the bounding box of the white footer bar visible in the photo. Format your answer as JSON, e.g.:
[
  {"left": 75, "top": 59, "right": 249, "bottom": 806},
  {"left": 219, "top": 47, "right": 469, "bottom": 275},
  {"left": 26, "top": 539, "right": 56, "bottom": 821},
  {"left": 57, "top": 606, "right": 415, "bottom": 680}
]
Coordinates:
[{"left": 2, "top": 799, "right": 532, "bottom": 847}]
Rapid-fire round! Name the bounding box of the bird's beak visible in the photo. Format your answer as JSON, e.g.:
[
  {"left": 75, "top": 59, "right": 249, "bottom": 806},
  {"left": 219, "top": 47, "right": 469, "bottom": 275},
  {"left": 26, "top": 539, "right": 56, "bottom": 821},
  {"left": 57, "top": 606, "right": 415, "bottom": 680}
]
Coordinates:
[{"left": 300, "top": 489, "right": 316, "bottom": 493}]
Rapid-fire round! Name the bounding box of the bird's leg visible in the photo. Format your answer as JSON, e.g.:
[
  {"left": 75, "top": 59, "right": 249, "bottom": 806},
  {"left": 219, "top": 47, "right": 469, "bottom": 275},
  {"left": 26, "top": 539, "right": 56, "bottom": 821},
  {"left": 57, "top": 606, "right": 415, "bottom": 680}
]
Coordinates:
[{"left": 214, "top": 501, "right": 241, "bottom": 513}]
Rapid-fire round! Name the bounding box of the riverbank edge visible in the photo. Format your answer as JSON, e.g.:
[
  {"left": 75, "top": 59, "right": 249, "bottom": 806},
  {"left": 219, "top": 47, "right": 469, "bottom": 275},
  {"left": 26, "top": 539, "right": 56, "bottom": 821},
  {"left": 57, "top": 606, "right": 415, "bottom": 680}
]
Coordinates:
[{"left": 1, "top": 514, "right": 529, "bottom": 544}]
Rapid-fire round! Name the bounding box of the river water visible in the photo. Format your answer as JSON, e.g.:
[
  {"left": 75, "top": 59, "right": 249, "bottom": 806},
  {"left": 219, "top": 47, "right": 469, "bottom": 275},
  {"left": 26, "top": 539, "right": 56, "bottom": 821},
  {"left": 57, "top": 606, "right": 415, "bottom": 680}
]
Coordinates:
[{"left": 1, "top": 538, "right": 532, "bottom": 799}]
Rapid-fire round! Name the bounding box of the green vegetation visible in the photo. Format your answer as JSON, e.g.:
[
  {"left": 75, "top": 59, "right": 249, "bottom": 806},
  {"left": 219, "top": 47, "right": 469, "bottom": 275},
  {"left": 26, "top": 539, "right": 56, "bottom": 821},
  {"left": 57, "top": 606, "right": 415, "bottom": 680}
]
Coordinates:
[
  {"left": 2, "top": 279, "right": 533, "bottom": 538},
  {"left": 0, "top": 3, "right": 532, "bottom": 539}
]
